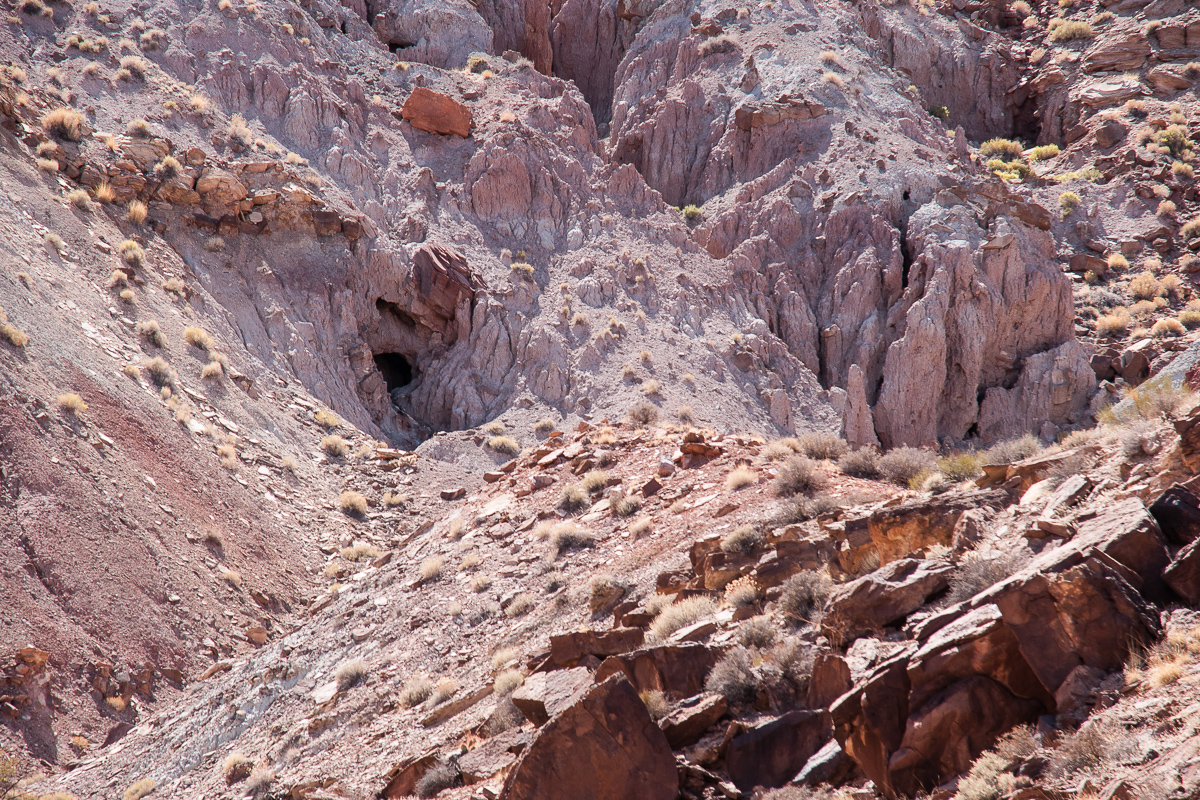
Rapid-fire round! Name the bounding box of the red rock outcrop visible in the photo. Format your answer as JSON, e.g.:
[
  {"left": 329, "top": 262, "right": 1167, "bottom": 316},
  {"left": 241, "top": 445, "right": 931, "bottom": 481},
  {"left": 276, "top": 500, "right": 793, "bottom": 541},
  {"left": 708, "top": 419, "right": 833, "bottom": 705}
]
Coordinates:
[{"left": 499, "top": 675, "right": 678, "bottom": 800}]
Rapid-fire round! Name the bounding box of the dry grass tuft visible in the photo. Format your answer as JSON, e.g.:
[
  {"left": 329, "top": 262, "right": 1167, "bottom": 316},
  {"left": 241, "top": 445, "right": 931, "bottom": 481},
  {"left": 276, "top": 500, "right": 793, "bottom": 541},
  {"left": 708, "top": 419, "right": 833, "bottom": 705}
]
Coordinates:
[
  {"left": 627, "top": 400, "right": 658, "bottom": 428},
  {"left": 340, "top": 541, "right": 380, "bottom": 561},
  {"left": 420, "top": 556, "right": 443, "bottom": 581},
  {"left": 505, "top": 592, "right": 536, "bottom": 617},
  {"left": 773, "top": 455, "right": 826, "bottom": 496},
  {"left": 339, "top": 490, "right": 368, "bottom": 516},
  {"left": 321, "top": 435, "right": 349, "bottom": 457},
  {"left": 650, "top": 596, "right": 717, "bottom": 641},
  {"left": 123, "top": 779, "right": 156, "bottom": 800},
  {"left": 143, "top": 356, "right": 173, "bottom": 386},
  {"left": 400, "top": 674, "right": 434, "bottom": 708},
  {"left": 721, "top": 524, "right": 763, "bottom": 555},
  {"left": 136, "top": 320, "right": 166, "bottom": 347},
  {"left": 487, "top": 435, "right": 520, "bottom": 455},
  {"left": 726, "top": 465, "right": 757, "bottom": 491},
  {"left": 42, "top": 107, "right": 84, "bottom": 141},
  {"left": 184, "top": 326, "right": 214, "bottom": 351},
  {"left": 57, "top": 393, "right": 87, "bottom": 415},
  {"left": 127, "top": 200, "right": 148, "bottom": 224},
  {"left": 335, "top": 658, "right": 368, "bottom": 691}
]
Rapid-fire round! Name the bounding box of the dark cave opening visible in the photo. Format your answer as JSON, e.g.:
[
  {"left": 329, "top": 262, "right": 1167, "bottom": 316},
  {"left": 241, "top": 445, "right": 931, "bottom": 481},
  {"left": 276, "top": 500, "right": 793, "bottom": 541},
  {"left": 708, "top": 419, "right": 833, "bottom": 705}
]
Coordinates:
[
  {"left": 387, "top": 39, "right": 414, "bottom": 54},
  {"left": 1010, "top": 90, "right": 1043, "bottom": 146},
  {"left": 374, "top": 352, "right": 414, "bottom": 392}
]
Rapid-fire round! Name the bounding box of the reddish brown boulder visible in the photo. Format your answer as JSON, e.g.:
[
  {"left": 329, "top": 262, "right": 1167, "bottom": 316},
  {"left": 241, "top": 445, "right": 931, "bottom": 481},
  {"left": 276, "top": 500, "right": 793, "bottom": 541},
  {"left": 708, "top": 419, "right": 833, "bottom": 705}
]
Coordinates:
[
  {"left": 725, "top": 709, "right": 833, "bottom": 791},
  {"left": 400, "top": 87, "right": 472, "bottom": 137},
  {"left": 458, "top": 728, "right": 533, "bottom": 784},
  {"left": 821, "top": 558, "right": 954, "bottom": 645},
  {"left": 411, "top": 244, "right": 482, "bottom": 325},
  {"left": 1071, "top": 497, "right": 1170, "bottom": 603},
  {"left": 1149, "top": 484, "right": 1200, "bottom": 546},
  {"left": 499, "top": 675, "right": 677, "bottom": 800},
  {"left": 549, "top": 628, "right": 644, "bottom": 666},
  {"left": 889, "top": 675, "right": 1043, "bottom": 794},
  {"left": 1165, "top": 538, "right": 1200, "bottom": 605},
  {"left": 511, "top": 668, "right": 593, "bottom": 726},
  {"left": 658, "top": 692, "right": 727, "bottom": 748},
  {"left": 594, "top": 643, "right": 723, "bottom": 697},
  {"left": 837, "top": 490, "right": 1008, "bottom": 573},
  {"left": 806, "top": 651, "right": 853, "bottom": 710}
]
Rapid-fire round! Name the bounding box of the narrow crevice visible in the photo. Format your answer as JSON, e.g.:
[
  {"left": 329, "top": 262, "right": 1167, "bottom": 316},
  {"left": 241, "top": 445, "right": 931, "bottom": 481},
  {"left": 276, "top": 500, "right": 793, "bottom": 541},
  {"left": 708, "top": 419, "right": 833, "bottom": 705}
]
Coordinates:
[{"left": 899, "top": 221, "right": 913, "bottom": 290}]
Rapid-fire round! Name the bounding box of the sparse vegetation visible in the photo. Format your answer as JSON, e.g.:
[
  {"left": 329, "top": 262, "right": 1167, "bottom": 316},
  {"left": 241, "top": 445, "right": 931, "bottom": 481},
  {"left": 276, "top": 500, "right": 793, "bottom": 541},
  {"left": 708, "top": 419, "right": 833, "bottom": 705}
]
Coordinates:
[
  {"left": 719, "top": 525, "right": 762, "bottom": 558},
  {"left": 415, "top": 762, "right": 460, "bottom": 799},
  {"left": 400, "top": 674, "right": 433, "bottom": 708},
  {"left": 487, "top": 435, "right": 520, "bottom": 455},
  {"left": 796, "top": 432, "right": 848, "bottom": 460},
  {"left": 0, "top": 307, "right": 30, "bottom": 348},
  {"left": 705, "top": 646, "right": 759, "bottom": 704},
  {"left": 420, "top": 556, "right": 443, "bottom": 581},
  {"left": 837, "top": 447, "right": 880, "bottom": 478},
  {"left": 123, "top": 779, "right": 156, "bottom": 800},
  {"left": 949, "top": 550, "right": 1023, "bottom": 603},
  {"left": 725, "top": 465, "right": 757, "bottom": 491},
  {"left": 335, "top": 658, "right": 368, "bottom": 691},
  {"left": 505, "top": 592, "right": 535, "bottom": 617},
  {"left": 1048, "top": 19, "right": 1094, "bottom": 41},
  {"left": 649, "top": 595, "right": 716, "bottom": 641},
  {"left": 979, "top": 138, "right": 1023, "bottom": 159},
  {"left": 222, "top": 753, "right": 252, "bottom": 784},
  {"left": 184, "top": 326, "right": 214, "bottom": 351},
  {"left": 42, "top": 107, "right": 83, "bottom": 141},
  {"left": 627, "top": 400, "right": 658, "bottom": 428},
  {"left": 581, "top": 469, "right": 610, "bottom": 494},
  {"left": 136, "top": 321, "right": 166, "bottom": 347},
  {"left": 321, "top": 435, "right": 349, "bottom": 457},
  {"left": 773, "top": 455, "right": 826, "bottom": 496},
  {"left": 547, "top": 522, "right": 593, "bottom": 558},
  {"left": 127, "top": 200, "right": 148, "bottom": 224},
  {"left": 558, "top": 484, "right": 589, "bottom": 512},
  {"left": 779, "top": 570, "right": 831, "bottom": 626},
  {"left": 143, "top": 356, "right": 173, "bottom": 386},
  {"left": 57, "top": 392, "right": 87, "bottom": 415},
  {"left": 339, "top": 490, "right": 368, "bottom": 516},
  {"left": 611, "top": 493, "right": 642, "bottom": 518},
  {"left": 878, "top": 447, "right": 937, "bottom": 486}
]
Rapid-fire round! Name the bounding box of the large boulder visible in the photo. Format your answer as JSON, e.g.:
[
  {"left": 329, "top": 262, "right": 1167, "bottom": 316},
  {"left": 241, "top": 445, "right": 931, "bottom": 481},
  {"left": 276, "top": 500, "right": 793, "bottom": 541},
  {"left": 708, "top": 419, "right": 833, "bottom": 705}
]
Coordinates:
[
  {"left": 1149, "top": 484, "right": 1200, "bottom": 546},
  {"left": 400, "top": 87, "right": 473, "bottom": 137},
  {"left": 499, "top": 675, "right": 678, "bottom": 800},
  {"left": 832, "top": 544, "right": 1160, "bottom": 798},
  {"left": 594, "top": 643, "right": 723, "bottom": 697},
  {"left": 724, "top": 710, "right": 833, "bottom": 791},
  {"left": 1165, "top": 538, "right": 1200, "bottom": 605},
  {"left": 510, "top": 668, "right": 593, "bottom": 726},
  {"left": 822, "top": 558, "right": 955, "bottom": 645},
  {"left": 834, "top": 490, "right": 1009, "bottom": 573}
]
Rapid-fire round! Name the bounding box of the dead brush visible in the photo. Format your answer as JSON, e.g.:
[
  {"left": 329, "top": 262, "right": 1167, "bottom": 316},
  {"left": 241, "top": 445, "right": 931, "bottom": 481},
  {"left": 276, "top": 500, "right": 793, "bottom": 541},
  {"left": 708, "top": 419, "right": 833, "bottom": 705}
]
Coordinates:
[{"left": 772, "top": 455, "right": 826, "bottom": 496}]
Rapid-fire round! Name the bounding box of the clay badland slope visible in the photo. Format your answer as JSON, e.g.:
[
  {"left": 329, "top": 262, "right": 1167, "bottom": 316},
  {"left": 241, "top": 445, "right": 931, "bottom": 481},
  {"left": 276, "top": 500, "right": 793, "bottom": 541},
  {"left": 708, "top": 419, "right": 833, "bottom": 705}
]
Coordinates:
[{"left": 1, "top": 0, "right": 1200, "bottom": 796}]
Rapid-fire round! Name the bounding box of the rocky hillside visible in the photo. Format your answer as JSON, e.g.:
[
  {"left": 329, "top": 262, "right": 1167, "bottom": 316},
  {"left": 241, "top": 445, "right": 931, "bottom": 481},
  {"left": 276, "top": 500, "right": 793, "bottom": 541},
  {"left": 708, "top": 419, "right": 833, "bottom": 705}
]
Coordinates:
[{"left": 1, "top": 0, "right": 1200, "bottom": 796}]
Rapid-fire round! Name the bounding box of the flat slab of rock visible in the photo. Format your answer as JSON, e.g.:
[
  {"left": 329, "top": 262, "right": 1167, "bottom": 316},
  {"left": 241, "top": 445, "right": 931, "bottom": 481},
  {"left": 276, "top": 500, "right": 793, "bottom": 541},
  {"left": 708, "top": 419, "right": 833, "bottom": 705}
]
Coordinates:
[
  {"left": 594, "top": 643, "right": 723, "bottom": 697},
  {"left": 549, "top": 627, "right": 644, "bottom": 666},
  {"left": 459, "top": 728, "right": 532, "bottom": 784},
  {"left": 511, "top": 668, "right": 593, "bottom": 726},
  {"left": 499, "top": 675, "right": 677, "bottom": 800},
  {"left": 658, "top": 692, "right": 727, "bottom": 748},
  {"left": 822, "top": 558, "right": 954, "bottom": 645},
  {"left": 724, "top": 709, "right": 833, "bottom": 791},
  {"left": 401, "top": 87, "right": 472, "bottom": 137},
  {"left": 1149, "top": 484, "right": 1200, "bottom": 546}
]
